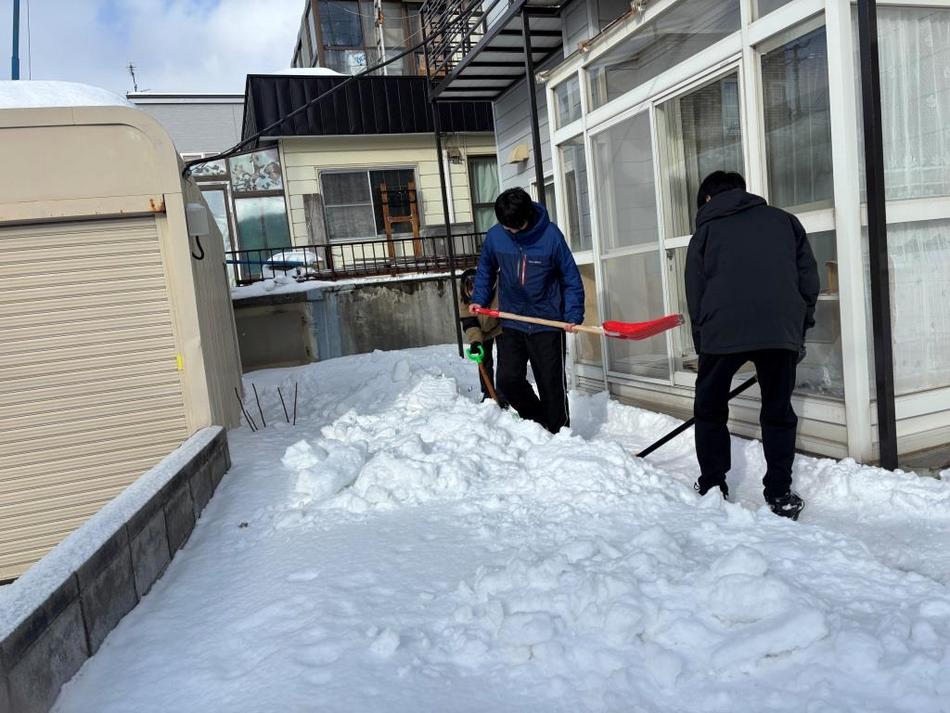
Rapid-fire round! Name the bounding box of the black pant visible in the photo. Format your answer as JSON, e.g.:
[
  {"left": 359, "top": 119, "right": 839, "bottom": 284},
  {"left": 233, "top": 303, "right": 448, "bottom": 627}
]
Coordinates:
[
  {"left": 478, "top": 336, "right": 497, "bottom": 402},
  {"left": 497, "top": 329, "right": 568, "bottom": 433},
  {"left": 694, "top": 350, "right": 798, "bottom": 500}
]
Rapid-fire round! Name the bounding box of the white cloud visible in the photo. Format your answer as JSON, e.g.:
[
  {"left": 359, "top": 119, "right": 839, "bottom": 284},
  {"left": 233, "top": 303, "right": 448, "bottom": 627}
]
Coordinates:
[{"left": 1, "top": 0, "right": 303, "bottom": 93}]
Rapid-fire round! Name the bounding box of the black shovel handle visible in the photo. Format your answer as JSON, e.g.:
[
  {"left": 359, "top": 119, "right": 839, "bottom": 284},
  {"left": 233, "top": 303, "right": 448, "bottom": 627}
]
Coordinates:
[{"left": 636, "top": 376, "right": 759, "bottom": 458}]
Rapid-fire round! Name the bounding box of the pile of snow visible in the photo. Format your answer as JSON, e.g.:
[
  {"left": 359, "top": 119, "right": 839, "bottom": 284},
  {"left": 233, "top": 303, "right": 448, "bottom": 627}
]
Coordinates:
[
  {"left": 0, "top": 81, "right": 131, "bottom": 110},
  {"left": 53, "top": 347, "right": 950, "bottom": 712}
]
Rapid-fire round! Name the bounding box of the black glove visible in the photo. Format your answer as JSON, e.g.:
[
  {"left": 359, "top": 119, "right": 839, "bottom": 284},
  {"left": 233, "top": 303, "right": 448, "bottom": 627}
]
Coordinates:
[
  {"left": 797, "top": 345, "right": 807, "bottom": 364},
  {"left": 470, "top": 341, "right": 483, "bottom": 356}
]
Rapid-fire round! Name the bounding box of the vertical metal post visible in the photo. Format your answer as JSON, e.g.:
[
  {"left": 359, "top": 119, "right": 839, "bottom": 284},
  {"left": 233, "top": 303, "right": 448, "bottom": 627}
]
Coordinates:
[
  {"left": 11, "top": 0, "right": 20, "bottom": 80},
  {"left": 423, "top": 21, "right": 465, "bottom": 357},
  {"left": 522, "top": 8, "right": 546, "bottom": 205},
  {"left": 857, "top": 0, "right": 898, "bottom": 469}
]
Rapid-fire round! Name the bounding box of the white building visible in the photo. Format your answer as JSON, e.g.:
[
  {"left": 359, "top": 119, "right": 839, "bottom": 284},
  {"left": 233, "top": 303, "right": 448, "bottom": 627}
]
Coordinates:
[{"left": 423, "top": 0, "right": 950, "bottom": 463}]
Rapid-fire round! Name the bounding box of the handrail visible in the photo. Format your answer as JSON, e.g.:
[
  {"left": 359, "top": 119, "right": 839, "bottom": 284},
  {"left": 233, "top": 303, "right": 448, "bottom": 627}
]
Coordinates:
[
  {"left": 420, "top": 0, "right": 515, "bottom": 78},
  {"left": 225, "top": 233, "right": 485, "bottom": 287}
]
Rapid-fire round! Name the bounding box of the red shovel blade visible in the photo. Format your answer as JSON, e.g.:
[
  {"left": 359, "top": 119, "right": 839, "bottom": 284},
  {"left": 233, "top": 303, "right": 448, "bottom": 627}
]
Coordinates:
[{"left": 602, "top": 314, "right": 684, "bottom": 340}]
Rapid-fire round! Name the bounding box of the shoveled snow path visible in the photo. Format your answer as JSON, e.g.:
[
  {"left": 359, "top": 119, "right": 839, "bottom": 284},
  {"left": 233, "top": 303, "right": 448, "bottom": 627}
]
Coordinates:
[{"left": 54, "top": 346, "right": 950, "bottom": 713}]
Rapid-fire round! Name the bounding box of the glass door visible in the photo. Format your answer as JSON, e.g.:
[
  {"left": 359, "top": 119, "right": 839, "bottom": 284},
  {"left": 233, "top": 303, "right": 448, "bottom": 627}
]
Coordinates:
[
  {"left": 200, "top": 185, "right": 239, "bottom": 286},
  {"left": 655, "top": 70, "right": 745, "bottom": 379},
  {"left": 591, "top": 109, "right": 670, "bottom": 382}
]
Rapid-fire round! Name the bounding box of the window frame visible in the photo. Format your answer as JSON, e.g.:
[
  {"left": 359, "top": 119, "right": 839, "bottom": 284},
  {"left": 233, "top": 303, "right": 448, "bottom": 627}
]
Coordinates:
[
  {"left": 318, "top": 166, "right": 419, "bottom": 243},
  {"left": 468, "top": 155, "right": 500, "bottom": 235},
  {"left": 315, "top": 0, "right": 417, "bottom": 75}
]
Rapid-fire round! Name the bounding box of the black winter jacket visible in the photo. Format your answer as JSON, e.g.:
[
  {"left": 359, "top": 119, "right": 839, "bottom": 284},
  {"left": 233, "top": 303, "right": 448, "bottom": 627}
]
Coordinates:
[{"left": 685, "top": 189, "right": 820, "bottom": 355}]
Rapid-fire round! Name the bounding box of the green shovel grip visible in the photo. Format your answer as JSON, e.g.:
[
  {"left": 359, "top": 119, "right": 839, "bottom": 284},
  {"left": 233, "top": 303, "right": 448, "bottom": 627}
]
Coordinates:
[{"left": 465, "top": 344, "right": 485, "bottom": 364}]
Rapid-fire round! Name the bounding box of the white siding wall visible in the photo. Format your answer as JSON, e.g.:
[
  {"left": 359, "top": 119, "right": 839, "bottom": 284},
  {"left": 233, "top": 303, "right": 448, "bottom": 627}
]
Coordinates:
[
  {"left": 279, "top": 134, "right": 497, "bottom": 245},
  {"left": 560, "top": 0, "right": 632, "bottom": 56},
  {"left": 132, "top": 101, "right": 244, "bottom": 155},
  {"left": 562, "top": 0, "right": 592, "bottom": 55},
  {"left": 597, "top": 0, "right": 631, "bottom": 31},
  {"left": 493, "top": 69, "right": 555, "bottom": 196}
]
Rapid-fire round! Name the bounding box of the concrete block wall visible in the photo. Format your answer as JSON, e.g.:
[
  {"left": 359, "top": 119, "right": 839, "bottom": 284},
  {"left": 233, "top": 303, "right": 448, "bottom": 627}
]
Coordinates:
[
  {"left": 0, "top": 428, "right": 230, "bottom": 713},
  {"left": 233, "top": 275, "right": 458, "bottom": 371}
]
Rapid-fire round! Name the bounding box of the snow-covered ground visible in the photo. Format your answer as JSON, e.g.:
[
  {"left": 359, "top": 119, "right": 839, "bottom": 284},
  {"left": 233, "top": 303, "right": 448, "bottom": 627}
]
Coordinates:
[{"left": 54, "top": 346, "right": 950, "bottom": 712}]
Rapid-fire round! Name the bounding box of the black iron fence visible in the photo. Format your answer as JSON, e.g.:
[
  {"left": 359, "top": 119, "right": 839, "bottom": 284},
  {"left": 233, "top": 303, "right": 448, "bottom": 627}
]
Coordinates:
[{"left": 226, "top": 233, "right": 485, "bottom": 286}]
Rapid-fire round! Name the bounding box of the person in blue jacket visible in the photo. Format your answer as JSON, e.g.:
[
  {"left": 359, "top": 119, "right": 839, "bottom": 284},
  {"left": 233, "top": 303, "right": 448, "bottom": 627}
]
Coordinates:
[{"left": 469, "top": 187, "right": 585, "bottom": 433}]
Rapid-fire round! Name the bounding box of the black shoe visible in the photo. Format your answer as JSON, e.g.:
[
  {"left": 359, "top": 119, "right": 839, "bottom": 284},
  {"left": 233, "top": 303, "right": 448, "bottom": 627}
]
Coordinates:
[
  {"left": 767, "top": 491, "right": 804, "bottom": 521},
  {"left": 694, "top": 481, "right": 729, "bottom": 500}
]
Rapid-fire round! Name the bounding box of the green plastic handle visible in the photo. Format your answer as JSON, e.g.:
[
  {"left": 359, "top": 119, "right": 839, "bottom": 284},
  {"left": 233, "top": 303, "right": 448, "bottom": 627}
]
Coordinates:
[{"left": 465, "top": 344, "right": 485, "bottom": 364}]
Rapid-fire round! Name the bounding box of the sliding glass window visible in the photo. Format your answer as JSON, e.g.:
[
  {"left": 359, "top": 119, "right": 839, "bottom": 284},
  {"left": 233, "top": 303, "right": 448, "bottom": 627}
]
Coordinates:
[
  {"left": 761, "top": 26, "right": 834, "bottom": 212},
  {"left": 657, "top": 71, "right": 744, "bottom": 375},
  {"left": 593, "top": 111, "right": 669, "bottom": 380},
  {"left": 588, "top": 0, "right": 741, "bottom": 110},
  {"left": 658, "top": 72, "right": 743, "bottom": 237},
  {"left": 558, "top": 137, "right": 593, "bottom": 252},
  {"left": 859, "top": 7, "right": 950, "bottom": 395}
]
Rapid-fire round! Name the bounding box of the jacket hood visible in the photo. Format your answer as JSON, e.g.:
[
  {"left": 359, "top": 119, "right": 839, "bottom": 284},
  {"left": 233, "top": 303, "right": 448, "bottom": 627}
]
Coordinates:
[
  {"left": 695, "top": 189, "right": 767, "bottom": 227},
  {"left": 509, "top": 201, "right": 551, "bottom": 246}
]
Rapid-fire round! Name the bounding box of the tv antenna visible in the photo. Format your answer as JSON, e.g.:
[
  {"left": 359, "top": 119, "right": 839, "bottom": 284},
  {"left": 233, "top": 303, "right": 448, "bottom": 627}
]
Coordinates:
[{"left": 128, "top": 63, "right": 139, "bottom": 92}]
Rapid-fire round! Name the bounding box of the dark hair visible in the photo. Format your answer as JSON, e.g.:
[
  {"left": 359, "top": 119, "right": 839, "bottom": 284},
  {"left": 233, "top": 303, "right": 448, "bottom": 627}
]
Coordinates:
[
  {"left": 697, "top": 171, "right": 746, "bottom": 209},
  {"left": 459, "top": 268, "right": 477, "bottom": 304},
  {"left": 494, "top": 188, "right": 536, "bottom": 229}
]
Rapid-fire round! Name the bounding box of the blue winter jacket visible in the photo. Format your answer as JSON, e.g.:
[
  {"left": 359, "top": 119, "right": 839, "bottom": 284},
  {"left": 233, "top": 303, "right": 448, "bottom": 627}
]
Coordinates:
[{"left": 471, "top": 202, "right": 585, "bottom": 333}]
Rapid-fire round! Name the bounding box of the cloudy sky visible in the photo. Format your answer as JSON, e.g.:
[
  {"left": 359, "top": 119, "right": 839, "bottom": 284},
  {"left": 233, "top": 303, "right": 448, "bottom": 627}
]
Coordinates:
[{"left": 1, "top": 0, "right": 303, "bottom": 94}]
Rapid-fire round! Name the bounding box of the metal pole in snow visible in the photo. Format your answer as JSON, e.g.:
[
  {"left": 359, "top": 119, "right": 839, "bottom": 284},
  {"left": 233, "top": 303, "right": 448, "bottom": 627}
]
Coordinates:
[
  {"left": 422, "top": 18, "right": 465, "bottom": 358},
  {"left": 522, "top": 8, "right": 546, "bottom": 206},
  {"left": 11, "top": 0, "right": 21, "bottom": 80},
  {"left": 857, "top": 0, "right": 898, "bottom": 469}
]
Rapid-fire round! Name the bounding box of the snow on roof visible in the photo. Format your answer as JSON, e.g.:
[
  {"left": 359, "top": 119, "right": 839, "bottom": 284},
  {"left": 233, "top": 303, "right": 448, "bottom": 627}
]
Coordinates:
[
  {"left": 0, "top": 80, "right": 132, "bottom": 110},
  {"left": 266, "top": 67, "right": 344, "bottom": 77}
]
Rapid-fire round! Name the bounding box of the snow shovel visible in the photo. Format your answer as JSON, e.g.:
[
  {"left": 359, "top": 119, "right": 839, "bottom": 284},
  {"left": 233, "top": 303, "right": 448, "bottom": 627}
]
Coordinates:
[
  {"left": 636, "top": 376, "right": 759, "bottom": 458},
  {"left": 465, "top": 344, "right": 500, "bottom": 404},
  {"left": 473, "top": 307, "right": 684, "bottom": 340}
]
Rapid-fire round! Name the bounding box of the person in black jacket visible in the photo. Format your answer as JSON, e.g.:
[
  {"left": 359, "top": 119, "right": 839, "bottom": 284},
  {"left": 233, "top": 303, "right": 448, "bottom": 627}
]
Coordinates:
[{"left": 685, "top": 171, "right": 819, "bottom": 519}]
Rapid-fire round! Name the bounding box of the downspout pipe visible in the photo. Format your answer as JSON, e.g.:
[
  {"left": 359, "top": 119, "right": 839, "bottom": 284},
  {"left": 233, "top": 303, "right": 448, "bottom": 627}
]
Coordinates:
[
  {"left": 11, "top": 0, "right": 20, "bottom": 81},
  {"left": 857, "top": 0, "right": 898, "bottom": 469}
]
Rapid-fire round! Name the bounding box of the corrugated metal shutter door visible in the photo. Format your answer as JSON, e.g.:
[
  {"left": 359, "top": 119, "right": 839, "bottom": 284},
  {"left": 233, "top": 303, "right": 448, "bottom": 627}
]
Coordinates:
[{"left": 0, "top": 217, "right": 189, "bottom": 581}]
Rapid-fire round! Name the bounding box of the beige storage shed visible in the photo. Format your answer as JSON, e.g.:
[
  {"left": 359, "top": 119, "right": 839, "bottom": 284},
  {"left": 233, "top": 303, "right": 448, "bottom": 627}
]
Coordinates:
[{"left": 0, "top": 82, "right": 243, "bottom": 581}]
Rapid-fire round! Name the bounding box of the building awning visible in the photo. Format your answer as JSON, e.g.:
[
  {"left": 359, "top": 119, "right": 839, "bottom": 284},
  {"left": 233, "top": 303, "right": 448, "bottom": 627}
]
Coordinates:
[
  {"left": 241, "top": 74, "right": 494, "bottom": 142},
  {"left": 425, "top": 0, "right": 564, "bottom": 102}
]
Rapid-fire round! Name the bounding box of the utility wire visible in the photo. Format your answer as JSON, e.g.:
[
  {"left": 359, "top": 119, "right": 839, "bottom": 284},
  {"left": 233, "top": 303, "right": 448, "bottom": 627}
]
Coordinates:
[
  {"left": 183, "top": 0, "right": 492, "bottom": 175},
  {"left": 324, "top": 3, "right": 422, "bottom": 20}
]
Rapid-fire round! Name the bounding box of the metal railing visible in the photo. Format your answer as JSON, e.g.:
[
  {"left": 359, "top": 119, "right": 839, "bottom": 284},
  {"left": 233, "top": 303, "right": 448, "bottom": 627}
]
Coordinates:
[
  {"left": 226, "top": 233, "right": 485, "bottom": 286},
  {"left": 420, "top": 0, "right": 514, "bottom": 79}
]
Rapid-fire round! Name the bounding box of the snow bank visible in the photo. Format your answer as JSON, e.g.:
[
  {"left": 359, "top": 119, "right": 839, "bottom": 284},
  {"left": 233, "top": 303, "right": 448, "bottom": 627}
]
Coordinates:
[
  {"left": 0, "top": 80, "right": 131, "bottom": 109},
  {"left": 52, "top": 348, "right": 950, "bottom": 713}
]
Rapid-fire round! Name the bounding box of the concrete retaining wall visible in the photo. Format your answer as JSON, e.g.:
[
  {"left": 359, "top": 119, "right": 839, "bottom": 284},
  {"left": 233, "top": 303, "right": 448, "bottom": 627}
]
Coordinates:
[
  {"left": 233, "top": 275, "right": 458, "bottom": 371},
  {"left": 0, "top": 428, "right": 230, "bottom": 713}
]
